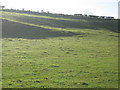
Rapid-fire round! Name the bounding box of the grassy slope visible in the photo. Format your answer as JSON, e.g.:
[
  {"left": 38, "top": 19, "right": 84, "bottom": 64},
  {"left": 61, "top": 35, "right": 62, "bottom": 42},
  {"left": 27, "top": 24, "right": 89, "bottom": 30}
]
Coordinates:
[
  {"left": 2, "top": 11, "right": 118, "bottom": 32},
  {"left": 2, "top": 11, "right": 118, "bottom": 88}
]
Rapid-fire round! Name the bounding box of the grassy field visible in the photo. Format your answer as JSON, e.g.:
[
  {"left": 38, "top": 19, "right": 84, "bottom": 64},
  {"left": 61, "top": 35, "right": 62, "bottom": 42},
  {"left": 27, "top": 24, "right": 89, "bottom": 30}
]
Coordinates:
[{"left": 1, "top": 10, "right": 119, "bottom": 88}]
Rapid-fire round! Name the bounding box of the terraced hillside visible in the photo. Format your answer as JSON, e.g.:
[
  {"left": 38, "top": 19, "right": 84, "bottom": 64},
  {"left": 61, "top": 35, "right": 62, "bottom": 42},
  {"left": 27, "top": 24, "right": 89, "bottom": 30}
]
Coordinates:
[{"left": 1, "top": 10, "right": 119, "bottom": 88}]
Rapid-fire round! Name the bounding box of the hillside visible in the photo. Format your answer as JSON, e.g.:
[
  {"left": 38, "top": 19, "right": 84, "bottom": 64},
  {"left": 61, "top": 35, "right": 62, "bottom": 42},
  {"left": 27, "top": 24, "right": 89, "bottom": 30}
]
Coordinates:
[
  {"left": 3, "top": 20, "right": 80, "bottom": 39},
  {"left": 1, "top": 10, "right": 119, "bottom": 88},
  {"left": 2, "top": 10, "right": 118, "bottom": 33}
]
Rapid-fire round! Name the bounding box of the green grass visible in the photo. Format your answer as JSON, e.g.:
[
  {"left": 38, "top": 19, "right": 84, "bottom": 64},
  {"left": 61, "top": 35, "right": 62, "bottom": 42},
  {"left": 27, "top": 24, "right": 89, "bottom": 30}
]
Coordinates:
[
  {"left": 2, "top": 10, "right": 119, "bottom": 88},
  {"left": 2, "top": 11, "right": 88, "bottom": 22},
  {"left": 2, "top": 11, "right": 118, "bottom": 32}
]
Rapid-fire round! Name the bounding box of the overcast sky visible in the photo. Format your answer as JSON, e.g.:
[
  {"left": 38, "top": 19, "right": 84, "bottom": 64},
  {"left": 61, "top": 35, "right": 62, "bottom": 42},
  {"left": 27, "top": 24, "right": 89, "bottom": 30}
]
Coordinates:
[{"left": 1, "top": 0, "right": 119, "bottom": 18}]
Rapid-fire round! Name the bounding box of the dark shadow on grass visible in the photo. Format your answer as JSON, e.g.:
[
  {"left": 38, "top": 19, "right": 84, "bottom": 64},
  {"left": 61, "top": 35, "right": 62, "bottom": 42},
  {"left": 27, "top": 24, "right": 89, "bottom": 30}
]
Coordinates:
[{"left": 2, "top": 20, "right": 81, "bottom": 39}]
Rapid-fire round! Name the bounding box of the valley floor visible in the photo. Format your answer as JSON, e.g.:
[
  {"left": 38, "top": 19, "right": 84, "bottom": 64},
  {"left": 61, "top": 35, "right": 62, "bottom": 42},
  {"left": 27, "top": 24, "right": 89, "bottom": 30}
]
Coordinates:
[{"left": 2, "top": 29, "right": 118, "bottom": 88}]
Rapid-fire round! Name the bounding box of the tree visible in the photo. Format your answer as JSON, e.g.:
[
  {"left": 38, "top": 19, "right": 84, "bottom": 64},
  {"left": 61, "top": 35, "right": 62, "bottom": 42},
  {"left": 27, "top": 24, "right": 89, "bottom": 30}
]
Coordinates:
[{"left": 0, "top": 6, "right": 5, "bottom": 9}]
